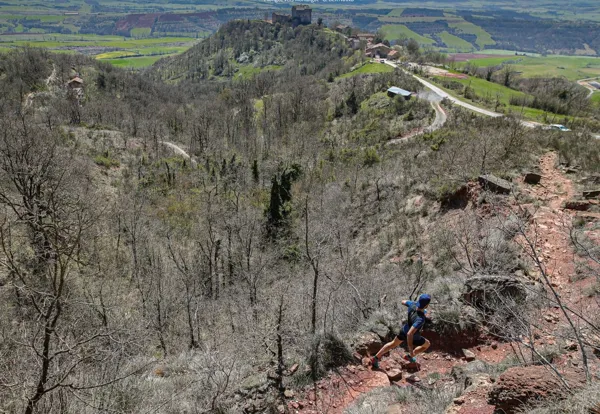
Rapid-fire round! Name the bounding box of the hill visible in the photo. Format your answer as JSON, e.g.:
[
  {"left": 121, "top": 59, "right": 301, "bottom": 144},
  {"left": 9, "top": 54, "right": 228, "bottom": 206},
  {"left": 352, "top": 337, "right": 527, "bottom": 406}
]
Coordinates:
[{"left": 1, "top": 21, "right": 600, "bottom": 414}]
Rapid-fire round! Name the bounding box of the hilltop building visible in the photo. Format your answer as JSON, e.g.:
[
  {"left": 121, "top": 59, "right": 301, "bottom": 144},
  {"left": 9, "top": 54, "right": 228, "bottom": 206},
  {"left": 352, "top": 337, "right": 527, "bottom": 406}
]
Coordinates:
[
  {"left": 292, "top": 5, "right": 312, "bottom": 26},
  {"left": 271, "top": 5, "right": 312, "bottom": 27}
]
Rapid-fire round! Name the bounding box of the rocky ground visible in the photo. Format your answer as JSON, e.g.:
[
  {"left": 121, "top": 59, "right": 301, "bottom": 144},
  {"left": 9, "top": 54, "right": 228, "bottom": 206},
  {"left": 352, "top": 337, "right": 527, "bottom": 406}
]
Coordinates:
[{"left": 283, "top": 152, "right": 600, "bottom": 414}]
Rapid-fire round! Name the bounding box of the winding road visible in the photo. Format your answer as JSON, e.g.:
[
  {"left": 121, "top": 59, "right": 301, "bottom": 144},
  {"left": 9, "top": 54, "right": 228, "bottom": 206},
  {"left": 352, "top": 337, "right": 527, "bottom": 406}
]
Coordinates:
[
  {"left": 385, "top": 60, "right": 600, "bottom": 137},
  {"left": 577, "top": 77, "right": 599, "bottom": 98}
]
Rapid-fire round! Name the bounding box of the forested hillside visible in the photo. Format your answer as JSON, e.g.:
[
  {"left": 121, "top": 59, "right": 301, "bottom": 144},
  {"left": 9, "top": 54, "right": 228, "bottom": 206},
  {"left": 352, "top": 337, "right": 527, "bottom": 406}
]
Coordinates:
[{"left": 1, "top": 20, "right": 600, "bottom": 414}]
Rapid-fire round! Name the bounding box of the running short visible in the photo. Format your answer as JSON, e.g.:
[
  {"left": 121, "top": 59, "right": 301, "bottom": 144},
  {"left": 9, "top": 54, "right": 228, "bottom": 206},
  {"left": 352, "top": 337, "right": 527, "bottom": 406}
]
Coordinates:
[{"left": 396, "top": 330, "right": 426, "bottom": 346}]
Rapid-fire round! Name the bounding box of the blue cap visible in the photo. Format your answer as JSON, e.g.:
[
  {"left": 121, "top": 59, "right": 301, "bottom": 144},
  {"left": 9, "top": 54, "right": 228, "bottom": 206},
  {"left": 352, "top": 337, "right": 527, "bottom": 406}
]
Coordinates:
[{"left": 417, "top": 294, "right": 431, "bottom": 309}]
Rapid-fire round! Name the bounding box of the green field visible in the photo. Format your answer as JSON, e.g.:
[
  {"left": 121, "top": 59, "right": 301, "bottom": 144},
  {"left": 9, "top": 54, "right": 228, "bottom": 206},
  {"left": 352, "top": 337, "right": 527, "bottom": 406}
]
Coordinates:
[
  {"left": 105, "top": 55, "right": 168, "bottom": 68},
  {"left": 387, "top": 8, "right": 404, "bottom": 17},
  {"left": 430, "top": 74, "right": 562, "bottom": 121},
  {"left": 447, "top": 20, "right": 495, "bottom": 49},
  {"left": 380, "top": 24, "right": 435, "bottom": 45},
  {"left": 339, "top": 62, "right": 394, "bottom": 78},
  {"left": 439, "top": 31, "right": 474, "bottom": 51},
  {"left": 0, "top": 33, "right": 198, "bottom": 68},
  {"left": 236, "top": 64, "right": 282, "bottom": 79},
  {"left": 453, "top": 54, "right": 600, "bottom": 81}
]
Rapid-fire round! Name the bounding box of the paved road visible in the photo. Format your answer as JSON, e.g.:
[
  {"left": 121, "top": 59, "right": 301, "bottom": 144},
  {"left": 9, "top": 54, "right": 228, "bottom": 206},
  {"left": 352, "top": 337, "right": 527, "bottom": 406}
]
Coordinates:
[
  {"left": 577, "top": 77, "right": 598, "bottom": 98},
  {"left": 385, "top": 60, "right": 600, "bottom": 137}
]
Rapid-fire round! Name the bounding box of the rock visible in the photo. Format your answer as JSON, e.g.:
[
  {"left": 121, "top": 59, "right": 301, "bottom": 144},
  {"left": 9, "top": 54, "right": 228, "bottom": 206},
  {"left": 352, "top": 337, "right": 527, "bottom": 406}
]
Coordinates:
[
  {"left": 463, "top": 349, "right": 476, "bottom": 362},
  {"left": 564, "top": 200, "right": 591, "bottom": 211},
  {"left": 453, "top": 397, "right": 465, "bottom": 405},
  {"left": 524, "top": 172, "right": 542, "bottom": 185},
  {"left": 451, "top": 360, "right": 491, "bottom": 385},
  {"left": 386, "top": 368, "right": 403, "bottom": 381},
  {"left": 370, "top": 322, "right": 393, "bottom": 341},
  {"left": 289, "top": 363, "right": 299, "bottom": 375},
  {"left": 491, "top": 342, "right": 498, "bottom": 350},
  {"left": 284, "top": 389, "right": 294, "bottom": 399},
  {"left": 354, "top": 332, "right": 383, "bottom": 357},
  {"left": 277, "top": 404, "right": 286, "bottom": 413},
  {"left": 583, "top": 189, "right": 600, "bottom": 199},
  {"left": 488, "top": 366, "right": 586, "bottom": 413},
  {"left": 406, "top": 374, "right": 421, "bottom": 383},
  {"left": 478, "top": 174, "right": 512, "bottom": 194}
]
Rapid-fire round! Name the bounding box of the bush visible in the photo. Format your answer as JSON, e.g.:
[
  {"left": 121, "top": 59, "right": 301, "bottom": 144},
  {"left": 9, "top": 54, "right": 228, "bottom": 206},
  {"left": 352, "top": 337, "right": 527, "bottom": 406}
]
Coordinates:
[
  {"left": 306, "top": 333, "right": 354, "bottom": 381},
  {"left": 94, "top": 154, "right": 120, "bottom": 168}
]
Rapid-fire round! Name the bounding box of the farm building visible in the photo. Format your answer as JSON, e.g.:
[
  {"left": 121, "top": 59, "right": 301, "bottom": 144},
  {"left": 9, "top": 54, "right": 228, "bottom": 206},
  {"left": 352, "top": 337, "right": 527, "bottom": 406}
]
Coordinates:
[
  {"left": 366, "top": 43, "right": 392, "bottom": 58},
  {"left": 357, "top": 33, "right": 375, "bottom": 43},
  {"left": 590, "top": 81, "right": 600, "bottom": 90},
  {"left": 387, "top": 87, "right": 413, "bottom": 100}
]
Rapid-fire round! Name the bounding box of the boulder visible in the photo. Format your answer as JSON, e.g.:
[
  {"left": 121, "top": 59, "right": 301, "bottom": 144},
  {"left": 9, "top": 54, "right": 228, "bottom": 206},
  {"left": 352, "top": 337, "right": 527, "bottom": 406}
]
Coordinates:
[
  {"left": 488, "top": 366, "right": 586, "bottom": 413},
  {"left": 583, "top": 189, "right": 600, "bottom": 199},
  {"left": 565, "top": 200, "right": 591, "bottom": 211},
  {"left": 524, "top": 172, "right": 542, "bottom": 185},
  {"left": 478, "top": 174, "right": 512, "bottom": 194},
  {"left": 370, "top": 322, "right": 393, "bottom": 341},
  {"left": 353, "top": 332, "right": 383, "bottom": 357}
]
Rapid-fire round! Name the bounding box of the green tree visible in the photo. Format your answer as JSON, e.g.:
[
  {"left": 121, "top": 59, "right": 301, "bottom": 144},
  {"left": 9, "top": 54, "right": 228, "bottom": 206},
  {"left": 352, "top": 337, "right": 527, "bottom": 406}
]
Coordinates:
[
  {"left": 346, "top": 90, "right": 359, "bottom": 115},
  {"left": 266, "top": 164, "right": 302, "bottom": 238}
]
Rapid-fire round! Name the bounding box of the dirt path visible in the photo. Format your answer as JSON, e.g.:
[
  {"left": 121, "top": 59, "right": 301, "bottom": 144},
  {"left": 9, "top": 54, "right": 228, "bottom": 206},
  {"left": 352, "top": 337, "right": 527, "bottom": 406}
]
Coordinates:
[
  {"left": 386, "top": 101, "right": 447, "bottom": 146},
  {"left": 159, "top": 141, "right": 197, "bottom": 167},
  {"left": 23, "top": 64, "right": 57, "bottom": 109},
  {"left": 288, "top": 152, "right": 599, "bottom": 414}
]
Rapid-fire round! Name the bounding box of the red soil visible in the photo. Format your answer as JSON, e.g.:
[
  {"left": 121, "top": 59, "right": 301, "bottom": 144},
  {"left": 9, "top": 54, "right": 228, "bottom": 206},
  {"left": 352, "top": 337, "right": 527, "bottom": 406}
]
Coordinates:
[{"left": 288, "top": 152, "right": 599, "bottom": 414}]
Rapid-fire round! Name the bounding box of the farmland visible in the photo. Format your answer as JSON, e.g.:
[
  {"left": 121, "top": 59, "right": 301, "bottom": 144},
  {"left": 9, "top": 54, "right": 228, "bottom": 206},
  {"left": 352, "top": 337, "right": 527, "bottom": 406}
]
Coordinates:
[
  {"left": 450, "top": 53, "right": 600, "bottom": 81},
  {"left": 0, "top": 33, "right": 198, "bottom": 68},
  {"left": 429, "top": 74, "right": 570, "bottom": 122},
  {"left": 380, "top": 24, "right": 435, "bottom": 45}
]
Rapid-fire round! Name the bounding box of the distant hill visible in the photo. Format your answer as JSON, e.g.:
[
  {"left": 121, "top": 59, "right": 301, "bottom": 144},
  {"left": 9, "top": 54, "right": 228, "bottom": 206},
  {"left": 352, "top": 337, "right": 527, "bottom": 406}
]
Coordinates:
[{"left": 150, "top": 19, "right": 350, "bottom": 82}]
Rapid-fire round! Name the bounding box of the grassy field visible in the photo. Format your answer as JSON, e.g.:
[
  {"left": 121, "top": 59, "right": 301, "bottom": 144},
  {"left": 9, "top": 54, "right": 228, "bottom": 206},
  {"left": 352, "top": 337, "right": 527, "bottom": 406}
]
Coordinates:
[
  {"left": 446, "top": 20, "right": 495, "bottom": 49},
  {"left": 430, "top": 74, "right": 563, "bottom": 121},
  {"left": 105, "top": 55, "right": 168, "bottom": 68},
  {"left": 339, "top": 62, "right": 394, "bottom": 78},
  {"left": 0, "top": 33, "right": 198, "bottom": 68},
  {"left": 453, "top": 54, "right": 600, "bottom": 81},
  {"left": 439, "top": 31, "right": 474, "bottom": 51},
  {"left": 236, "top": 64, "right": 282, "bottom": 79},
  {"left": 387, "top": 8, "right": 404, "bottom": 17},
  {"left": 380, "top": 24, "right": 435, "bottom": 45}
]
